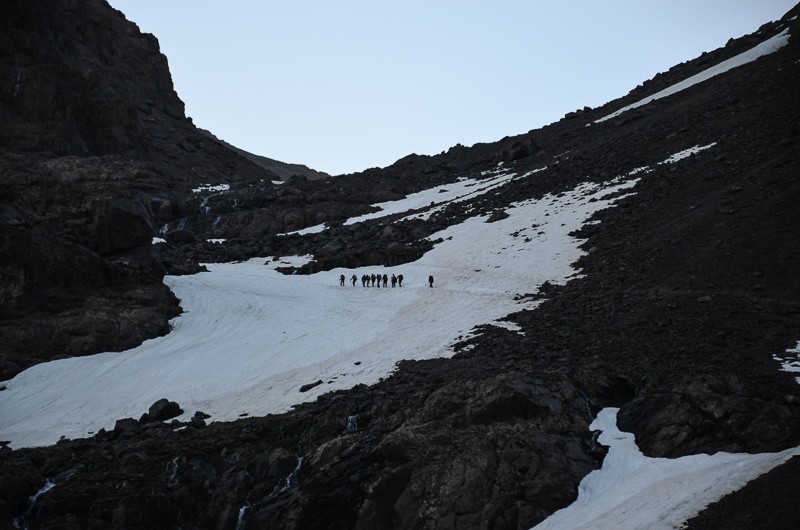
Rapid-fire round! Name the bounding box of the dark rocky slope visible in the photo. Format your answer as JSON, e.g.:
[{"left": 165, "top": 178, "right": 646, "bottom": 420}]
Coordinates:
[{"left": 1, "top": 2, "right": 800, "bottom": 529}]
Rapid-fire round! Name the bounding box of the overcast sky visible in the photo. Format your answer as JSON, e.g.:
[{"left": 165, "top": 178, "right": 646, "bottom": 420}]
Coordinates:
[{"left": 107, "top": 1, "right": 795, "bottom": 176}]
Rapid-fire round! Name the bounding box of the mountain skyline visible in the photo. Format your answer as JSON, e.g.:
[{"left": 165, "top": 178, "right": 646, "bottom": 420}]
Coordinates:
[{"left": 107, "top": 0, "right": 797, "bottom": 175}]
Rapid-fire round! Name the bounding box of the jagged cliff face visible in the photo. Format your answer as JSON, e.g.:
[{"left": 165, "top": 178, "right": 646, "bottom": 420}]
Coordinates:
[
  {"left": 0, "top": 0, "right": 272, "bottom": 180},
  {"left": 1, "top": 0, "right": 184, "bottom": 157},
  {"left": 0, "top": 0, "right": 279, "bottom": 378},
  {"left": 1, "top": 2, "right": 800, "bottom": 529}
]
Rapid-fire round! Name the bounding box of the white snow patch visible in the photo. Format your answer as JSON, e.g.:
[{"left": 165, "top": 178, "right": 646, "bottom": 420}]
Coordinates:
[
  {"left": 627, "top": 166, "right": 650, "bottom": 176},
  {"left": 775, "top": 340, "right": 800, "bottom": 384},
  {"left": 491, "top": 320, "right": 524, "bottom": 334},
  {"left": 192, "top": 183, "right": 230, "bottom": 193},
  {"left": 660, "top": 143, "right": 718, "bottom": 164},
  {"left": 262, "top": 255, "right": 314, "bottom": 270},
  {"left": 152, "top": 237, "right": 166, "bottom": 244},
  {"left": 403, "top": 169, "right": 546, "bottom": 223},
  {"left": 346, "top": 172, "right": 518, "bottom": 226},
  {"left": 533, "top": 408, "right": 800, "bottom": 530},
  {"left": 283, "top": 222, "right": 327, "bottom": 236},
  {"left": 595, "top": 29, "right": 791, "bottom": 124},
  {"left": 614, "top": 143, "right": 716, "bottom": 179},
  {"left": 208, "top": 239, "right": 226, "bottom": 244},
  {"left": 283, "top": 173, "right": 523, "bottom": 234}
]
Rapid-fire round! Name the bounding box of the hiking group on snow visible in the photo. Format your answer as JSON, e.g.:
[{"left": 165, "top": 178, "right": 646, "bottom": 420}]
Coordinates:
[{"left": 339, "top": 273, "right": 434, "bottom": 288}]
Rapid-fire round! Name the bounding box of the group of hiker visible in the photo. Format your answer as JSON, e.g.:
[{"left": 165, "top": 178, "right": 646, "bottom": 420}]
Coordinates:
[{"left": 338, "top": 273, "right": 435, "bottom": 288}]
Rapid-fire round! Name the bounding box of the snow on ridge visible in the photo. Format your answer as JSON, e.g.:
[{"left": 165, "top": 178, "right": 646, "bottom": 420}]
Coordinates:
[
  {"left": 192, "top": 183, "right": 230, "bottom": 193},
  {"left": 594, "top": 29, "right": 791, "bottom": 124},
  {"left": 612, "top": 142, "right": 717, "bottom": 181},
  {"left": 281, "top": 172, "right": 524, "bottom": 235},
  {"left": 345, "top": 172, "right": 519, "bottom": 226},
  {"left": 283, "top": 222, "right": 327, "bottom": 236},
  {"left": 533, "top": 408, "right": 800, "bottom": 530},
  {"left": 0, "top": 172, "right": 640, "bottom": 449}
]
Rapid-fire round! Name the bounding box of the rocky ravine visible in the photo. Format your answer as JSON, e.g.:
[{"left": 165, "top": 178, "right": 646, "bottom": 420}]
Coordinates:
[{"left": 2, "top": 2, "right": 800, "bottom": 530}]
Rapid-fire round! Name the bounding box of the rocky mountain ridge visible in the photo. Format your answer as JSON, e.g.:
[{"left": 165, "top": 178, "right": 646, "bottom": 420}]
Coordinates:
[
  {"left": 198, "top": 128, "right": 331, "bottom": 182},
  {"left": 1, "top": 1, "right": 799, "bottom": 529}
]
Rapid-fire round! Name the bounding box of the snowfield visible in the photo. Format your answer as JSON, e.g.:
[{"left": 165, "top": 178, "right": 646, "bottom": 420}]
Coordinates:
[
  {"left": 2, "top": 143, "right": 798, "bottom": 529},
  {"left": 0, "top": 173, "right": 638, "bottom": 449}
]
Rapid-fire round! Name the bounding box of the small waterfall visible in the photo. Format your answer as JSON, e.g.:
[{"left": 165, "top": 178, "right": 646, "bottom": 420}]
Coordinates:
[
  {"left": 211, "top": 215, "right": 222, "bottom": 230},
  {"left": 13, "top": 469, "right": 77, "bottom": 530},
  {"left": 165, "top": 457, "right": 179, "bottom": 487},
  {"left": 235, "top": 501, "right": 251, "bottom": 530},
  {"left": 346, "top": 415, "right": 358, "bottom": 433},
  {"left": 286, "top": 456, "right": 303, "bottom": 488},
  {"left": 199, "top": 195, "right": 211, "bottom": 215},
  {"left": 266, "top": 456, "right": 304, "bottom": 500},
  {"left": 14, "top": 479, "right": 54, "bottom": 529}
]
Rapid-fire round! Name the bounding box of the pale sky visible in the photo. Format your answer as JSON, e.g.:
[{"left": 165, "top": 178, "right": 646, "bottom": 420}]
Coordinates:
[{"left": 107, "top": 1, "right": 796, "bottom": 176}]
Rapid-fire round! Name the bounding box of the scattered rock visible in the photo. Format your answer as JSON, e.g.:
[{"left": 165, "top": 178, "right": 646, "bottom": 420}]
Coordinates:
[
  {"left": 146, "top": 399, "right": 184, "bottom": 422},
  {"left": 299, "top": 380, "right": 323, "bottom": 393},
  {"left": 486, "top": 209, "right": 510, "bottom": 223},
  {"left": 113, "top": 418, "right": 140, "bottom": 433}
]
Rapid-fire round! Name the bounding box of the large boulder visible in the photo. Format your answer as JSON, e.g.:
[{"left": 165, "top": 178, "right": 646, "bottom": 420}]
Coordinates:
[{"left": 142, "top": 399, "right": 184, "bottom": 423}]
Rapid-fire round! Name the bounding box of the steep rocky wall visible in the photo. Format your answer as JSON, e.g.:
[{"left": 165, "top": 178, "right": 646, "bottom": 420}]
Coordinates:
[
  {"left": 0, "top": 0, "right": 277, "bottom": 378},
  {"left": 0, "top": 0, "right": 183, "bottom": 156}
]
